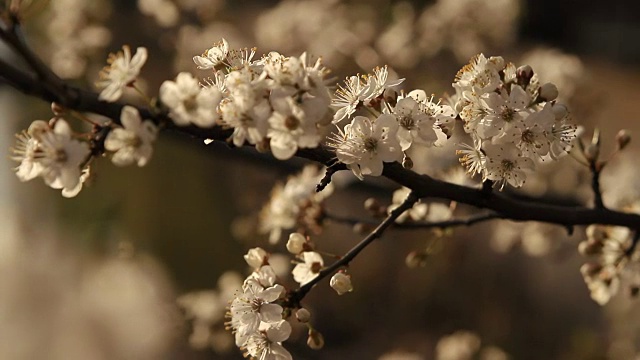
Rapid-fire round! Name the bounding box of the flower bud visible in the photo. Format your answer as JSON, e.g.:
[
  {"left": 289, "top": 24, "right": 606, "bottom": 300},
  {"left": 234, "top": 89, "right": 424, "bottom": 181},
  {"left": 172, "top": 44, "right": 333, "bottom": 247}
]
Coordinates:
[
  {"left": 616, "top": 129, "right": 631, "bottom": 150},
  {"left": 552, "top": 103, "right": 569, "bottom": 120},
  {"left": 516, "top": 65, "right": 533, "bottom": 86},
  {"left": 287, "top": 233, "right": 306, "bottom": 254},
  {"left": 330, "top": 272, "right": 353, "bottom": 295},
  {"left": 405, "top": 250, "right": 429, "bottom": 268},
  {"left": 296, "top": 308, "right": 311, "bottom": 323},
  {"left": 244, "top": 247, "right": 268, "bottom": 269},
  {"left": 584, "top": 143, "right": 599, "bottom": 162},
  {"left": 538, "top": 83, "right": 558, "bottom": 102},
  {"left": 364, "top": 197, "right": 381, "bottom": 213},
  {"left": 307, "top": 329, "right": 325, "bottom": 350},
  {"left": 488, "top": 56, "right": 505, "bottom": 70},
  {"left": 51, "top": 102, "right": 66, "bottom": 115}
]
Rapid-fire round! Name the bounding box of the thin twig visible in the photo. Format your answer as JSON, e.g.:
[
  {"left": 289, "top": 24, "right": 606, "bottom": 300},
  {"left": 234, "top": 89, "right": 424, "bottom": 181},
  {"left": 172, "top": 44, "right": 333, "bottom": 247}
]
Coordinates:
[
  {"left": 590, "top": 161, "right": 605, "bottom": 209},
  {"left": 325, "top": 212, "right": 501, "bottom": 230},
  {"left": 287, "top": 191, "right": 419, "bottom": 306}
]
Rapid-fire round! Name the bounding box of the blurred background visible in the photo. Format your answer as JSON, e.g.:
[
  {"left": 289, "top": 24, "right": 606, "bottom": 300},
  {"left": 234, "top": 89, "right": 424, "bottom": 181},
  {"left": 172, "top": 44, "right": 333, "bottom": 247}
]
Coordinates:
[{"left": 2, "top": 0, "right": 640, "bottom": 359}]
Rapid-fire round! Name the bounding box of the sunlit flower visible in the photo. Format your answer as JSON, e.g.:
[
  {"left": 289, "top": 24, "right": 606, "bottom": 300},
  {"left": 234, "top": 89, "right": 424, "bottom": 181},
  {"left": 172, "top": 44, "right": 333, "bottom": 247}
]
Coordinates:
[
  {"left": 244, "top": 247, "right": 268, "bottom": 270},
  {"left": 193, "top": 39, "right": 230, "bottom": 70},
  {"left": 292, "top": 251, "right": 324, "bottom": 285},
  {"left": 104, "top": 106, "right": 158, "bottom": 167},
  {"left": 97, "top": 45, "right": 147, "bottom": 102},
  {"left": 229, "top": 278, "right": 284, "bottom": 342},
  {"left": 331, "top": 75, "right": 372, "bottom": 123},
  {"left": 484, "top": 143, "right": 534, "bottom": 189},
  {"left": 159, "top": 72, "right": 222, "bottom": 127},
  {"left": 13, "top": 119, "right": 91, "bottom": 196},
  {"left": 244, "top": 320, "right": 292, "bottom": 360},
  {"left": 331, "top": 115, "right": 402, "bottom": 179},
  {"left": 330, "top": 272, "right": 353, "bottom": 295}
]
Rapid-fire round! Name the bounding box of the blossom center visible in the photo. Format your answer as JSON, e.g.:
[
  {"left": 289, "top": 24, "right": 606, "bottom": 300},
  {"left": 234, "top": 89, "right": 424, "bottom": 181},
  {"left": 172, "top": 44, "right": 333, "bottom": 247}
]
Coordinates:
[
  {"left": 500, "top": 105, "right": 515, "bottom": 122},
  {"left": 521, "top": 129, "right": 535, "bottom": 144},
  {"left": 284, "top": 115, "right": 300, "bottom": 130},
  {"left": 251, "top": 298, "right": 264, "bottom": 312},
  {"left": 398, "top": 116, "right": 415, "bottom": 130},
  {"left": 310, "top": 261, "right": 322, "bottom": 274},
  {"left": 363, "top": 137, "right": 378, "bottom": 152},
  {"left": 55, "top": 149, "right": 68, "bottom": 163},
  {"left": 501, "top": 159, "right": 515, "bottom": 171},
  {"left": 183, "top": 95, "right": 198, "bottom": 112}
]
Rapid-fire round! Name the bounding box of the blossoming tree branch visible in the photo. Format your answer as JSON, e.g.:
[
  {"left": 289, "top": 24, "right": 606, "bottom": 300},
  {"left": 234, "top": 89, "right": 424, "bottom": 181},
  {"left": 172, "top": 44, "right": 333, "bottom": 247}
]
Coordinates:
[{"left": 1, "top": 7, "right": 639, "bottom": 360}]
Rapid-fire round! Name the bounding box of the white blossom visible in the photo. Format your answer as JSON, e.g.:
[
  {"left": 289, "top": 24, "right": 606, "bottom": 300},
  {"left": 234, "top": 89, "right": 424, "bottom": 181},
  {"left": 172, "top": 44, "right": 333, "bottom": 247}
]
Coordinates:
[
  {"left": 229, "top": 278, "right": 284, "bottom": 344},
  {"left": 193, "top": 39, "right": 229, "bottom": 70},
  {"left": 331, "top": 114, "right": 402, "bottom": 180},
  {"left": 97, "top": 45, "right": 147, "bottom": 102},
  {"left": 286, "top": 233, "right": 306, "bottom": 254},
  {"left": 332, "top": 75, "right": 373, "bottom": 123},
  {"left": 484, "top": 143, "right": 534, "bottom": 189},
  {"left": 244, "top": 247, "right": 268, "bottom": 269},
  {"left": 104, "top": 106, "right": 158, "bottom": 167},
  {"left": 159, "top": 72, "right": 221, "bottom": 127},
  {"left": 12, "top": 119, "right": 91, "bottom": 197},
  {"left": 330, "top": 272, "right": 353, "bottom": 295},
  {"left": 292, "top": 251, "right": 324, "bottom": 285},
  {"left": 244, "top": 320, "right": 292, "bottom": 360}
]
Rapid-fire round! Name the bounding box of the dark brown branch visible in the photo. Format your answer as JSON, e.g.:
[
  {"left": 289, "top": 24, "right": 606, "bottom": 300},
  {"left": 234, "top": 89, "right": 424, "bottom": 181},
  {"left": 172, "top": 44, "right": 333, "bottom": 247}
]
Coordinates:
[
  {"left": 287, "top": 191, "right": 419, "bottom": 306},
  {"left": 0, "top": 26, "right": 639, "bottom": 233}
]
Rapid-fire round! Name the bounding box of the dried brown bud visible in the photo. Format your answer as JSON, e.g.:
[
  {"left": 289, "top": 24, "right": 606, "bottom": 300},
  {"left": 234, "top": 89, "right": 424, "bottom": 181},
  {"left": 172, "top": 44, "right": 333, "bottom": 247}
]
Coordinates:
[
  {"left": 51, "top": 102, "right": 66, "bottom": 115},
  {"left": 616, "top": 129, "right": 631, "bottom": 150},
  {"left": 516, "top": 65, "right": 534, "bottom": 87},
  {"left": 307, "top": 329, "right": 325, "bottom": 350}
]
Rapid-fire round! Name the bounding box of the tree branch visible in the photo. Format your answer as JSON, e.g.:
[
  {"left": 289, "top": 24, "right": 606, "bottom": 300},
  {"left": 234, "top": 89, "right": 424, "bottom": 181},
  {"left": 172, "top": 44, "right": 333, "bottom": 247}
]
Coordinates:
[
  {"left": 0, "top": 27, "right": 638, "bottom": 234},
  {"left": 287, "top": 190, "right": 419, "bottom": 306},
  {"left": 325, "top": 211, "right": 502, "bottom": 230}
]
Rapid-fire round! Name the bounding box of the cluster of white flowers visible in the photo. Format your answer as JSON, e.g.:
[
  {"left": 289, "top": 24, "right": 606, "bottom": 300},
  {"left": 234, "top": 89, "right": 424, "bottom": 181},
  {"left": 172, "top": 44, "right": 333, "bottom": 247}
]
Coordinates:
[
  {"left": 228, "top": 248, "right": 292, "bottom": 360},
  {"left": 453, "top": 54, "right": 576, "bottom": 189},
  {"left": 330, "top": 67, "right": 456, "bottom": 179},
  {"left": 227, "top": 237, "right": 354, "bottom": 358},
  {"left": 578, "top": 224, "right": 638, "bottom": 305},
  {"left": 12, "top": 106, "right": 157, "bottom": 197},
  {"left": 178, "top": 271, "right": 243, "bottom": 352},
  {"left": 259, "top": 165, "right": 334, "bottom": 244},
  {"left": 12, "top": 119, "right": 90, "bottom": 197},
  {"left": 161, "top": 39, "right": 333, "bottom": 161}
]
